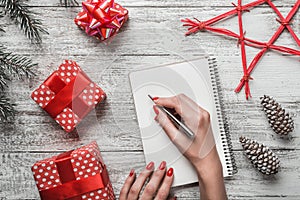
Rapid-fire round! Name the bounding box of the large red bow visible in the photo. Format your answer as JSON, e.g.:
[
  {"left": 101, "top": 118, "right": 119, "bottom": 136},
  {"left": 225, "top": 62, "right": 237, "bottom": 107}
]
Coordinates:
[{"left": 75, "top": 0, "right": 128, "bottom": 41}]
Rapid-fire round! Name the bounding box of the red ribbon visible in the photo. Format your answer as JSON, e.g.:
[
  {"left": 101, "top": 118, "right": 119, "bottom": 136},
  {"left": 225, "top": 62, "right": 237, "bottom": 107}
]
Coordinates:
[
  {"left": 44, "top": 74, "right": 66, "bottom": 94},
  {"left": 74, "top": 0, "right": 128, "bottom": 41},
  {"left": 182, "top": 0, "right": 300, "bottom": 99},
  {"left": 56, "top": 151, "right": 76, "bottom": 184},
  {"left": 40, "top": 174, "right": 104, "bottom": 200},
  {"left": 234, "top": 0, "right": 300, "bottom": 94},
  {"left": 39, "top": 150, "right": 108, "bottom": 200},
  {"left": 44, "top": 71, "right": 91, "bottom": 118}
]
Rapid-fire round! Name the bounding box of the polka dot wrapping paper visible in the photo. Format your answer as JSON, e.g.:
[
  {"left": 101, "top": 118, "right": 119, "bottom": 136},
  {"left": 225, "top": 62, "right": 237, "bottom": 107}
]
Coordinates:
[
  {"left": 74, "top": 0, "right": 128, "bottom": 41},
  {"left": 31, "top": 60, "right": 106, "bottom": 133},
  {"left": 31, "top": 141, "right": 115, "bottom": 200}
]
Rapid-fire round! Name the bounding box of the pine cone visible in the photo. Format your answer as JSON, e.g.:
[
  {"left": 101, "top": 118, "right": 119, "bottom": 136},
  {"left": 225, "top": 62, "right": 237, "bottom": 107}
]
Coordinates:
[
  {"left": 240, "top": 136, "right": 280, "bottom": 175},
  {"left": 260, "top": 95, "right": 294, "bottom": 135}
]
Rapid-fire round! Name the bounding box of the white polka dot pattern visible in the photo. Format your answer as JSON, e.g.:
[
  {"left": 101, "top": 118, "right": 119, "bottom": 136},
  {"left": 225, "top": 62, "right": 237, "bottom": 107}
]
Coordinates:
[
  {"left": 31, "top": 141, "right": 115, "bottom": 200},
  {"left": 83, "top": 183, "right": 115, "bottom": 200},
  {"left": 79, "top": 83, "right": 106, "bottom": 107},
  {"left": 31, "top": 85, "right": 55, "bottom": 108},
  {"left": 31, "top": 60, "right": 107, "bottom": 133},
  {"left": 58, "top": 60, "right": 80, "bottom": 84},
  {"left": 32, "top": 158, "right": 61, "bottom": 190},
  {"left": 55, "top": 108, "right": 80, "bottom": 132}
]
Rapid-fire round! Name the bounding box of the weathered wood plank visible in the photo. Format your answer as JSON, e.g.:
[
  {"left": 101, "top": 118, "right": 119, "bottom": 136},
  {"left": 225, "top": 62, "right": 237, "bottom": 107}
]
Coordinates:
[
  {"left": 1, "top": 150, "right": 300, "bottom": 199},
  {"left": 0, "top": 1, "right": 299, "bottom": 199},
  {"left": 0, "top": 7, "right": 298, "bottom": 55},
  {"left": 0, "top": 53, "right": 299, "bottom": 152},
  {"left": 20, "top": 0, "right": 299, "bottom": 7}
]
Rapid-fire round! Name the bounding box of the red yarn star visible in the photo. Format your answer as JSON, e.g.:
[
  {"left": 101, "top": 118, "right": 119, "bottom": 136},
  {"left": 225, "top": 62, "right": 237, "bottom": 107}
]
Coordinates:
[{"left": 182, "top": 0, "right": 300, "bottom": 99}]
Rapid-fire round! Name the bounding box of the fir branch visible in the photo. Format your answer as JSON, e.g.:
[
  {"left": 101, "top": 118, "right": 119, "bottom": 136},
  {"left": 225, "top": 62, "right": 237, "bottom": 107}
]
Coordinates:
[
  {"left": 0, "top": 94, "right": 16, "bottom": 122},
  {"left": 0, "top": 45, "right": 36, "bottom": 90},
  {"left": 0, "top": 0, "right": 48, "bottom": 43},
  {"left": 60, "top": 0, "right": 79, "bottom": 7},
  {"left": 0, "top": 69, "right": 10, "bottom": 90},
  {"left": 0, "top": 11, "right": 5, "bottom": 32}
]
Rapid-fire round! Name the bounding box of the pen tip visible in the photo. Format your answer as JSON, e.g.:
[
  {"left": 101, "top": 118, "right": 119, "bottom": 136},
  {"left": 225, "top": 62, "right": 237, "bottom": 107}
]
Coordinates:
[{"left": 148, "top": 94, "right": 153, "bottom": 100}]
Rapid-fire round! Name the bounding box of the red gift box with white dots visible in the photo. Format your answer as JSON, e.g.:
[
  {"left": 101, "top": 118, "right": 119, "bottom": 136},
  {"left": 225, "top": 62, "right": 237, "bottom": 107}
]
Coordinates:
[
  {"left": 31, "top": 60, "right": 106, "bottom": 133},
  {"left": 32, "top": 141, "right": 115, "bottom": 200}
]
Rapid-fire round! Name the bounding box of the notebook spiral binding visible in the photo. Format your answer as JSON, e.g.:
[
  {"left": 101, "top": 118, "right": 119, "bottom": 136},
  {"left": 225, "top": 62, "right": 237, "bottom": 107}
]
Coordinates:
[{"left": 208, "top": 57, "right": 238, "bottom": 175}]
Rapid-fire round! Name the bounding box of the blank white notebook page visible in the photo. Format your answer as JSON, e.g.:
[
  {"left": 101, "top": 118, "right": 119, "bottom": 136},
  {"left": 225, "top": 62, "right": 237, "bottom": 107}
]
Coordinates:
[{"left": 129, "top": 58, "right": 228, "bottom": 187}]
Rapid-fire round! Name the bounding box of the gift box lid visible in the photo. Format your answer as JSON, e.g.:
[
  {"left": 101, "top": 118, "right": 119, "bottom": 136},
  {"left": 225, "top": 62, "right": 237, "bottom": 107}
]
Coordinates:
[
  {"left": 32, "top": 141, "right": 115, "bottom": 200},
  {"left": 31, "top": 60, "right": 106, "bottom": 133}
]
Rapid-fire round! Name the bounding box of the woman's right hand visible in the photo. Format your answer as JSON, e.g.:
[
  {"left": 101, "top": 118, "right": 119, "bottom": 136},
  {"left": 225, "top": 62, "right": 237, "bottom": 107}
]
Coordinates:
[
  {"left": 153, "top": 94, "right": 227, "bottom": 200},
  {"left": 152, "top": 93, "right": 217, "bottom": 168}
]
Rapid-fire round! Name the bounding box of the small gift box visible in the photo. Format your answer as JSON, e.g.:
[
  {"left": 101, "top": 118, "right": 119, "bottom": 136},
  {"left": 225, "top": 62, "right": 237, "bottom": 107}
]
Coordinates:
[
  {"left": 31, "top": 60, "right": 106, "bottom": 133},
  {"left": 74, "top": 0, "right": 128, "bottom": 41},
  {"left": 32, "top": 141, "right": 115, "bottom": 200}
]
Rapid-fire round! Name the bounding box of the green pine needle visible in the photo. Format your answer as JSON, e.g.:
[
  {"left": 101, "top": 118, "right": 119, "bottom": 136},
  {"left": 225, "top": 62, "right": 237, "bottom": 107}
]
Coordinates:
[
  {"left": 0, "top": 0, "right": 48, "bottom": 43},
  {"left": 0, "top": 94, "right": 16, "bottom": 122},
  {"left": 0, "top": 69, "right": 10, "bottom": 90},
  {"left": 0, "top": 12, "right": 5, "bottom": 32},
  {"left": 0, "top": 45, "right": 36, "bottom": 90},
  {"left": 60, "top": 0, "right": 79, "bottom": 7}
]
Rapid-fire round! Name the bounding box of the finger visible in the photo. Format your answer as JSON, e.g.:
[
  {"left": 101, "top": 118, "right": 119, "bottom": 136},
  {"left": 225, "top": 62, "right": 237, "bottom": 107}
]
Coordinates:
[
  {"left": 153, "top": 96, "right": 183, "bottom": 115},
  {"left": 119, "top": 169, "right": 136, "bottom": 200},
  {"left": 154, "top": 94, "right": 204, "bottom": 119},
  {"left": 140, "top": 161, "right": 167, "bottom": 200},
  {"left": 154, "top": 168, "right": 174, "bottom": 200},
  {"left": 127, "top": 161, "right": 155, "bottom": 200},
  {"left": 154, "top": 106, "right": 192, "bottom": 152}
]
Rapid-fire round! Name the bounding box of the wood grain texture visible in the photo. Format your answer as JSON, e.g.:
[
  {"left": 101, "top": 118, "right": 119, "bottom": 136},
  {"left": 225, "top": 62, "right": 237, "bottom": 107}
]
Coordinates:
[
  {"left": 1, "top": 150, "right": 300, "bottom": 199},
  {"left": 21, "top": 0, "right": 300, "bottom": 7},
  {"left": 0, "top": 0, "right": 299, "bottom": 199}
]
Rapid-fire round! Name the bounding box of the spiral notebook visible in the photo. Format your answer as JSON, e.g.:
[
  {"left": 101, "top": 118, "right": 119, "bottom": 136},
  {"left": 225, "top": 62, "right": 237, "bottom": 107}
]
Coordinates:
[{"left": 129, "top": 57, "right": 237, "bottom": 186}]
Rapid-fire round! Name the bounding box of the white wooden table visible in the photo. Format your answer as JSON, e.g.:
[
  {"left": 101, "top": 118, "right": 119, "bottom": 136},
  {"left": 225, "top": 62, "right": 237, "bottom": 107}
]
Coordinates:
[{"left": 0, "top": 0, "right": 299, "bottom": 199}]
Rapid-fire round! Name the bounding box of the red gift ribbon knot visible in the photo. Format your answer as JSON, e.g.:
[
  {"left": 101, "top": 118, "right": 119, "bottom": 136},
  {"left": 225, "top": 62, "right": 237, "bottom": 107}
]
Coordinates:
[
  {"left": 276, "top": 18, "right": 292, "bottom": 26},
  {"left": 241, "top": 75, "right": 253, "bottom": 82},
  {"left": 193, "top": 18, "right": 206, "bottom": 31},
  {"left": 237, "top": 31, "right": 247, "bottom": 47},
  {"left": 232, "top": 3, "right": 250, "bottom": 12},
  {"left": 197, "top": 21, "right": 206, "bottom": 31},
  {"left": 265, "top": 42, "right": 271, "bottom": 49}
]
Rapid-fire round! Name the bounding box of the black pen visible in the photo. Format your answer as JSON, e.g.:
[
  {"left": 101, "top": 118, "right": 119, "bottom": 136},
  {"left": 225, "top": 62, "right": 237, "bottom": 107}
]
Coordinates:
[{"left": 148, "top": 94, "right": 195, "bottom": 139}]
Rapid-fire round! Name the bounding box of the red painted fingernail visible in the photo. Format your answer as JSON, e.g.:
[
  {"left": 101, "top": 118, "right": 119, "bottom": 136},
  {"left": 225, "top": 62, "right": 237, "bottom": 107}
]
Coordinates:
[
  {"left": 167, "top": 168, "right": 174, "bottom": 177},
  {"left": 152, "top": 97, "right": 159, "bottom": 101},
  {"left": 129, "top": 169, "right": 135, "bottom": 177},
  {"left": 146, "top": 161, "right": 154, "bottom": 170},
  {"left": 159, "top": 161, "right": 166, "bottom": 170},
  {"left": 153, "top": 105, "right": 159, "bottom": 115}
]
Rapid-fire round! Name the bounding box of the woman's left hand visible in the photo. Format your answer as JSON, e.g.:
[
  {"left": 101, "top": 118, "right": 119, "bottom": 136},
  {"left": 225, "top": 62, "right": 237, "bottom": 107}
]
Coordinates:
[{"left": 119, "top": 161, "right": 175, "bottom": 200}]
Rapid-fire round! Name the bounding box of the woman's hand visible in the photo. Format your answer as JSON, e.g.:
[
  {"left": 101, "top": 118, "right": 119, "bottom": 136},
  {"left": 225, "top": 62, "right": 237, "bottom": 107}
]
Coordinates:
[
  {"left": 153, "top": 94, "right": 227, "bottom": 200},
  {"left": 153, "top": 93, "right": 216, "bottom": 167},
  {"left": 119, "top": 161, "right": 176, "bottom": 200}
]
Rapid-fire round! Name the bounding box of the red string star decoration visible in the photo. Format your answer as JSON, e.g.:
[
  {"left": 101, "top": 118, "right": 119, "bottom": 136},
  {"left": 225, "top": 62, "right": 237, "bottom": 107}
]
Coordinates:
[{"left": 182, "top": 0, "right": 300, "bottom": 99}]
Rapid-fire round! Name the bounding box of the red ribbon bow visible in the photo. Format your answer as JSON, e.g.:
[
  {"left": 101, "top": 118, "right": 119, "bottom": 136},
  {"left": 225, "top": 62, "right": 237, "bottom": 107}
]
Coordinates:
[{"left": 75, "top": 0, "right": 128, "bottom": 41}]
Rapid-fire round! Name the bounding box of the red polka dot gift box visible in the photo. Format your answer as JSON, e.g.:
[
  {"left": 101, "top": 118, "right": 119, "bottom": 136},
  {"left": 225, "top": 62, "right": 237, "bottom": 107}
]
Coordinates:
[
  {"left": 32, "top": 141, "right": 115, "bottom": 200},
  {"left": 31, "top": 60, "right": 106, "bottom": 133}
]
